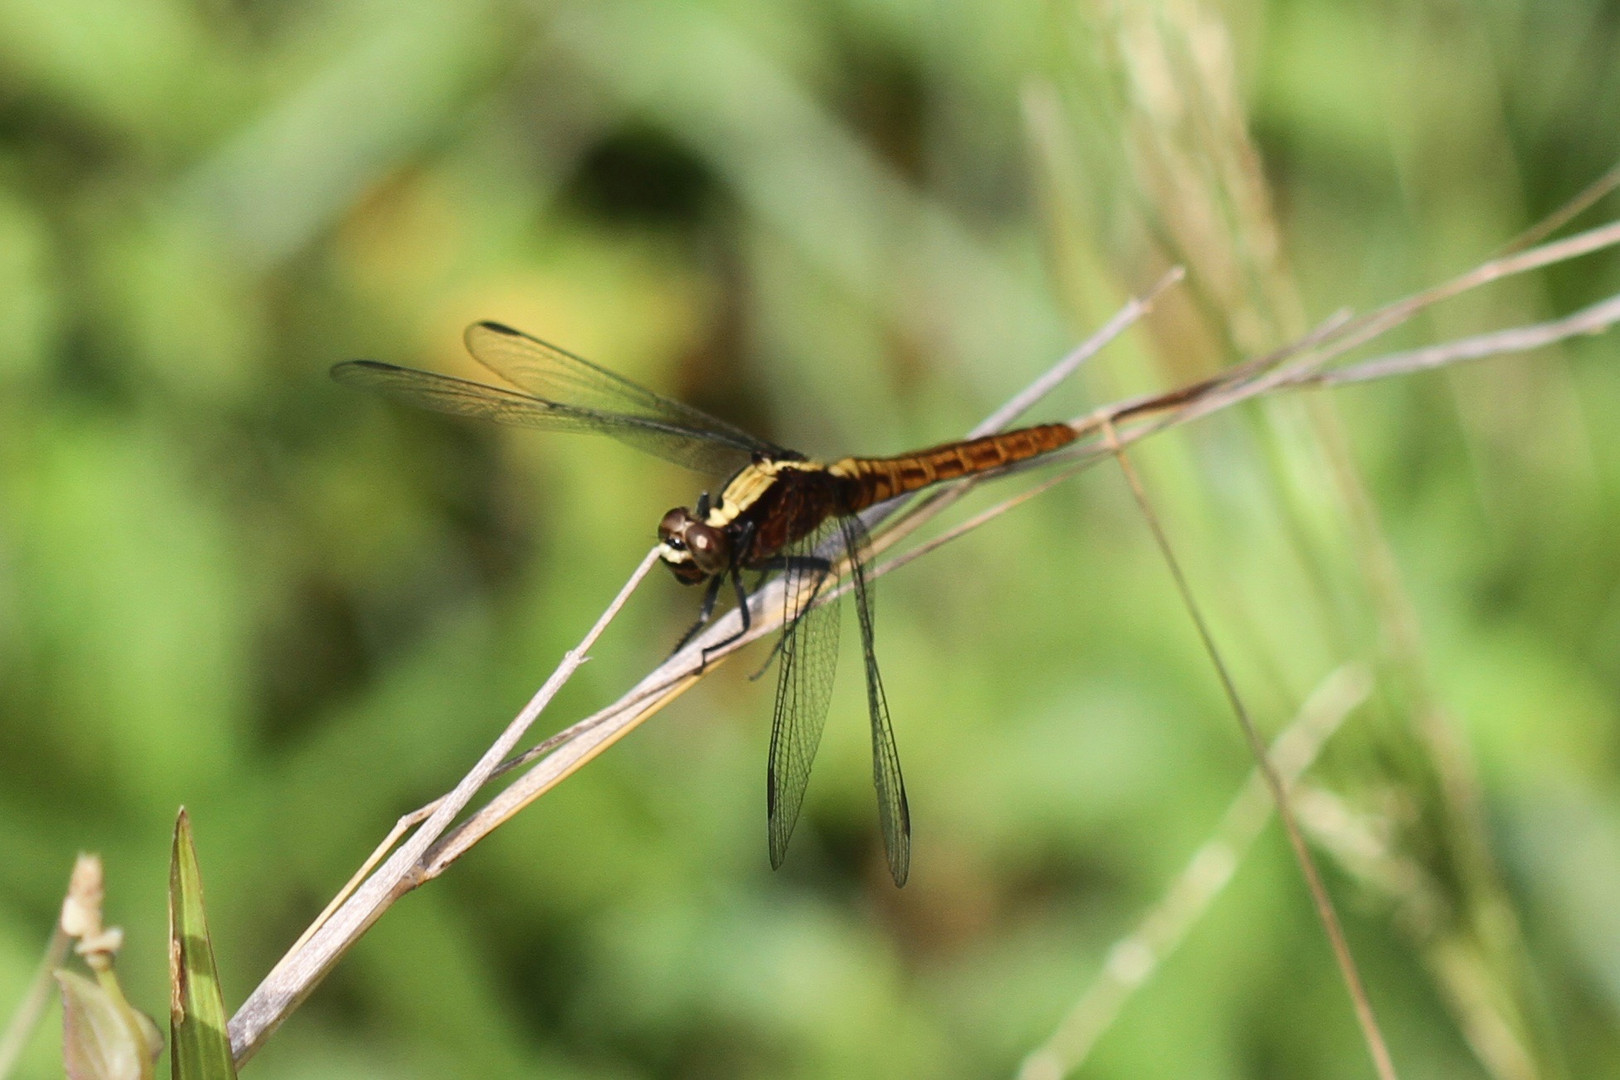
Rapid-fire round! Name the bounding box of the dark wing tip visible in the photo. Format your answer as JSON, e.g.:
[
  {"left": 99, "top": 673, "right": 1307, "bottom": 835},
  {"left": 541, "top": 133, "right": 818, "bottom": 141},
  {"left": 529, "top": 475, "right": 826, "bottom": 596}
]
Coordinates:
[
  {"left": 883, "top": 759, "right": 911, "bottom": 887},
  {"left": 464, "top": 320, "right": 528, "bottom": 356},
  {"left": 768, "top": 820, "right": 788, "bottom": 869},
  {"left": 767, "top": 785, "right": 788, "bottom": 869},
  {"left": 330, "top": 359, "right": 391, "bottom": 383},
  {"left": 889, "top": 826, "right": 911, "bottom": 887}
]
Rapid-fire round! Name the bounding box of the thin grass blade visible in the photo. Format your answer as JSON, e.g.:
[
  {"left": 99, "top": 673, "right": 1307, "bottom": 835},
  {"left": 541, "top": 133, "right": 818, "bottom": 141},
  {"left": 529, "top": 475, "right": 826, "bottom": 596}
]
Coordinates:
[{"left": 167, "top": 810, "right": 237, "bottom": 1080}]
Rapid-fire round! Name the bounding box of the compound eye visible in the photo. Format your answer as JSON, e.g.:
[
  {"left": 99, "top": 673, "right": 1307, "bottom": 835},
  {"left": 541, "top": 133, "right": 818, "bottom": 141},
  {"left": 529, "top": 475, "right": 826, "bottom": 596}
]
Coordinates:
[
  {"left": 658, "top": 507, "right": 693, "bottom": 546},
  {"left": 683, "top": 522, "right": 730, "bottom": 575}
]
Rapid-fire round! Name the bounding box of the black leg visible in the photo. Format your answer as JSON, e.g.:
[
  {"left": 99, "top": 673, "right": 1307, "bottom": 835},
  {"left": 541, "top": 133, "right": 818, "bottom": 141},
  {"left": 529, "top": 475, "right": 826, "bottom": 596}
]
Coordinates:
[
  {"left": 672, "top": 520, "right": 758, "bottom": 669},
  {"left": 672, "top": 573, "right": 725, "bottom": 656},
  {"left": 692, "top": 520, "right": 759, "bottom": 663},
  {"left": 698, "top": 566, "right": 755, "bottom": 667},
  {"left": 730, "top": 564, "right": 752, "bottom": 635}
]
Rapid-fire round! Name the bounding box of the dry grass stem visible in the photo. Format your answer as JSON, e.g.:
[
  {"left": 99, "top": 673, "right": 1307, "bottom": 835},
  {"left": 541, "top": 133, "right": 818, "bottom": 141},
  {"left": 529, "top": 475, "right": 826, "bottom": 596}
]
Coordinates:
[
  {"left": 227, "top": 210, "right": 1620, "bottom": 1065},
  {"left": 419, "top": 271, "right": 1196, "bottom": 869},
  {"left": 227, "top": 547, "right": 664, "bottom": 1063},
  {"left": 225, "top": 277, "right": 1186, "bottom": 1061},
  {"left": 1497, "top": 158, "right": 1620, "bottom": 255},
  {"left": 980, "top": 266, "right": 1186, "bottom": 433},
  {"left": 407, "top": 213, "right": 1620, "bottom": 879},
  {"left": 280, "top": 805, "right": 438, "bottom": 962},
  {"left": 1301, "top": 290, "right": 1620, "bottom": 387},
  {"left": 1101, "top": 420, "right": 1399, "bottom": 1080},
  {"left": 1294, "top": 787, "right": 1542, "bottom": 1080},
  {"left": 1017, "top": 665, "right": 1373, "bottom": 1080},
  {"left": 1046, "top": 217, "right": 1620, "bottom": 472}
]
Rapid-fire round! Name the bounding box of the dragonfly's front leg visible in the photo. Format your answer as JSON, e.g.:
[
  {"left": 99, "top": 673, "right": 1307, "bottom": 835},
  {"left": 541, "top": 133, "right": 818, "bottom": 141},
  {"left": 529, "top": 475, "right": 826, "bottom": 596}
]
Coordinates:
[
  {"left": 694, "top": 567, "right": 754, "bottom": 670},
  {"left": 694, "top": 521, "right": 760, "bottom": 669},
  {"left": 672, "top": 572, "right": 726, "bottom": 656},
  {"left": 670, "top": 520, "right": 759, "bottom": 669}
]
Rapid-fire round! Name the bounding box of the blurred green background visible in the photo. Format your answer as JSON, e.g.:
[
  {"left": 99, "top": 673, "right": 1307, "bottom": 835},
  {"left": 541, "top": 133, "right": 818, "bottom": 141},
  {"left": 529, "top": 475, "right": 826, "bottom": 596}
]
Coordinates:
[{"left": 3, "top": 0, "right": 1619, "bottom": 1076}]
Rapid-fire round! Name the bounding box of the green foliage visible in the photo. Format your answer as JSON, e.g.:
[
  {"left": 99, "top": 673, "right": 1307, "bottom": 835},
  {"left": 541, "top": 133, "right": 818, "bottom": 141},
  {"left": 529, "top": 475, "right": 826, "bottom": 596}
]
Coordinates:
[
  {"left": 0, "top": 0, "right": 1617, "bottom": 1077},
  {"left": 167, "top": 811, "right": 236, "bottom": 1080}
]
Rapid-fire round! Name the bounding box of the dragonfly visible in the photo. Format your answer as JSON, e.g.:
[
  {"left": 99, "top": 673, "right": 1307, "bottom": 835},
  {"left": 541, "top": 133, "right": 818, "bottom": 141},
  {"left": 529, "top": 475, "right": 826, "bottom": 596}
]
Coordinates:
[{"left": 333, "top": 321, "right": 1079, "bottom": 886}]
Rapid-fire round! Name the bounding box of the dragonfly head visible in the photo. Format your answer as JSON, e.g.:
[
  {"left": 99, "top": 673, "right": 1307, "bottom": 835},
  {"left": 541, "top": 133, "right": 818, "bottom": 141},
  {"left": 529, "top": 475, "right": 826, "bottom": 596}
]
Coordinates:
[{"left": 658, "top": 507, "right": 731, "bottom": 583}]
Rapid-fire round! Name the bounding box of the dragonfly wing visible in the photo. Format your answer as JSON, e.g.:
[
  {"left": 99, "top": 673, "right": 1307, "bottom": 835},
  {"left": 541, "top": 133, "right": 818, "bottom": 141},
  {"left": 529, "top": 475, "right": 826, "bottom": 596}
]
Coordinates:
[
  {"left": 766, "top": 524, "right": 842, "bottom": 871},
  {"left": 838, "top": 514, "right": 911, "bottom": 886},
  {"left": 465, "top": 321, "right": 777, "bottom": 471},
  {"left": 334, "top": 360, "right": 597, "bottom": 429},
  {"left": 332, "top": 357, "right": 755, "bottom": 477}
]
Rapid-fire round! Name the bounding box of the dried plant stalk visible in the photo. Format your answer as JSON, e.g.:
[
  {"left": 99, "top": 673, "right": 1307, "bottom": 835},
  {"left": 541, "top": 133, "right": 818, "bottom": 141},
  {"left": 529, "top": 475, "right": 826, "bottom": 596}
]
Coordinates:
[{"left": 227, "top": 214, "right": 1620, "bottom": 1065}]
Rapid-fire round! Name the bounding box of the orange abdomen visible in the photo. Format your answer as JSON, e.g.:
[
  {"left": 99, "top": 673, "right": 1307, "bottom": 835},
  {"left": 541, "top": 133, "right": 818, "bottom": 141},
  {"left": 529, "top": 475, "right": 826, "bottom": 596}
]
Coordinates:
[{"left": 832, "top": 423, "right": 1076, "bottom": 510}]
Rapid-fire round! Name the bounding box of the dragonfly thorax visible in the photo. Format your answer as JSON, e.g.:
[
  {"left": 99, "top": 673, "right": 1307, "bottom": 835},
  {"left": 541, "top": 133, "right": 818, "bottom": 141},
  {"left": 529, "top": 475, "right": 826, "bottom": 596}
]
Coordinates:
[{"left": 658, "top": 506, "right": 731, "bottom": 583}]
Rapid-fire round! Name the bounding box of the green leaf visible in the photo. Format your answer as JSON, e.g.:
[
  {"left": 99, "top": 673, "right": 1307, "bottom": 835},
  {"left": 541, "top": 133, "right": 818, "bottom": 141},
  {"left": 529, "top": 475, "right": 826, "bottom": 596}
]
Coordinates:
[{"left": 167, "top": 810, "right": 237, "bottom": 1080}]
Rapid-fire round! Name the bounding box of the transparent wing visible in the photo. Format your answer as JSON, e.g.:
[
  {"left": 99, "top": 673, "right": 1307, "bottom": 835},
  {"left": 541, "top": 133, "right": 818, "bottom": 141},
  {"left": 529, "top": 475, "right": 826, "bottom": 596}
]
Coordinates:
[
  {"left": 838, "top": 514, "right": 911, "bottom": 886},
  {"left": 766, "top": 523, "right": 842, "bottom": 871},
  {"left": 331, "top": 322, "right": 777, "bottom": 477},
  {"left": 464, "top": 321, "right": 779, "bottom": 470}
]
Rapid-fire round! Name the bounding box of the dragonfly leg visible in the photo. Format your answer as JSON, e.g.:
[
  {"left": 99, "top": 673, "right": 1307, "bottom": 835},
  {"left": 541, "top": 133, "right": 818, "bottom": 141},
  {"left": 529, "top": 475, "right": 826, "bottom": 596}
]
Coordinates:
[
  {"left": 672, "top": 519, "right": 760, "bottom": 671},
  {"left": 748, "top": 555, "right": 832, "bottom": 681},
  {"left": 671, "top": 572, "right": 726, "bottom": 656},
  {"left": 692, "top": 519, "right": 762, "bottom": 668},
  {"left": 696, "top": 566, "right": 755, "bottom": 669}
]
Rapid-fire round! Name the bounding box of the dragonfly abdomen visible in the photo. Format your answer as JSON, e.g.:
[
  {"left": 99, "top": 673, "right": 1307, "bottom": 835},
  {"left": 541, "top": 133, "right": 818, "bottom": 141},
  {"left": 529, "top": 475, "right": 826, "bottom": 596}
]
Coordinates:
[{"left": 832, "top": 422, "right": 1077, "bottom": 510}]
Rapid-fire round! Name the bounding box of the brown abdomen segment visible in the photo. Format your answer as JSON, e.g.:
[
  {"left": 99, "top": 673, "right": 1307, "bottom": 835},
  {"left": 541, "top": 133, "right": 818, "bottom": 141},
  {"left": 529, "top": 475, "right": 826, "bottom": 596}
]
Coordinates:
[{"left": 831, "top": 422, "right": 1077, "bottom": 510}]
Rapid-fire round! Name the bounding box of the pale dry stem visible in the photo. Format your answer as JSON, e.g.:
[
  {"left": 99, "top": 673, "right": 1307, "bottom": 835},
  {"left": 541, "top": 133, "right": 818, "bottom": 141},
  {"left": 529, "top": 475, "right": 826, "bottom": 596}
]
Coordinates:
[
  {"left": 226, "top": 547, "right": 664, "bottom": 1062},
  {"left": 1018, "top": 665, "right": 1373, "bottom": 1080},
  {"left": 1100, "top": 419, "right": 1399, "bottom": 1080},
  {"left": 226, "top": 214, "right": 1620, "bottom": 1066},
  {"left": 224, "top": 273, "right": 1184, "bottom": 1063}
]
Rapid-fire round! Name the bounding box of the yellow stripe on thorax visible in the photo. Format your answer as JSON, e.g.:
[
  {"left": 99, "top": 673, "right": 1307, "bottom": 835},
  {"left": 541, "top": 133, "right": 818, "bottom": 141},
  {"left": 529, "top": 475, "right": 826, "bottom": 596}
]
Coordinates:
[{"left": 705, "top": 458, "right": 825, "bottom": 527}]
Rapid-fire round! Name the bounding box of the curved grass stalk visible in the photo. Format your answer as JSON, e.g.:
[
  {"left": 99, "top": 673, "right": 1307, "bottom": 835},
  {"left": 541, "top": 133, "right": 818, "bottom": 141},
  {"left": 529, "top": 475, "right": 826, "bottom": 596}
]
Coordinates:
[{"left": 227, "top": 213, "right": 1620, "bottom": 1065}]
